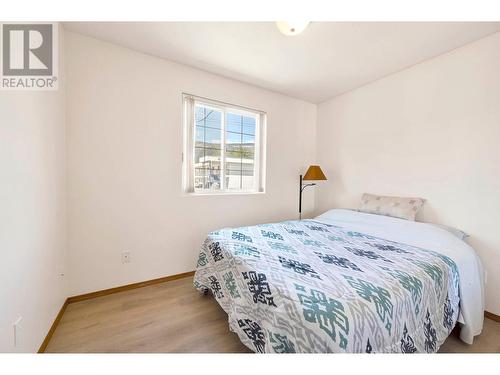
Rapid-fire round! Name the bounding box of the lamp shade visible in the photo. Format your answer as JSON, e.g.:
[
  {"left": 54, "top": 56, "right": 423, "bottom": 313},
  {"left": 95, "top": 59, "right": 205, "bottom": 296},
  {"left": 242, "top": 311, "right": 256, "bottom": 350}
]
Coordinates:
[{"left": 303, "top": 165, "right": 327, "bottom": 181}]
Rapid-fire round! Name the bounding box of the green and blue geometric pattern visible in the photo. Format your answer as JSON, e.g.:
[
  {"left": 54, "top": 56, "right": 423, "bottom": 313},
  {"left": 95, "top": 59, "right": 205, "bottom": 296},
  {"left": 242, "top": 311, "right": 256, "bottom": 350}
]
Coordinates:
[{"left": 194, "top": 218, "right": 460, "bottom": 353}]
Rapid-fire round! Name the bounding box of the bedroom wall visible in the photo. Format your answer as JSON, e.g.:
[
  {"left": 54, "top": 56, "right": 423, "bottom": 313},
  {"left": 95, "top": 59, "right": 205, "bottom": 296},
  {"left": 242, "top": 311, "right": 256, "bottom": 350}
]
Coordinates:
[
  {"left": 316, "top": 32, "right": 500, "bottom": 315},
  {"left": 0, "top": 27, "right": 67, "bottom": 351},
  {"left": 65, "top": 31, "right": 317, "bottom": 295}
]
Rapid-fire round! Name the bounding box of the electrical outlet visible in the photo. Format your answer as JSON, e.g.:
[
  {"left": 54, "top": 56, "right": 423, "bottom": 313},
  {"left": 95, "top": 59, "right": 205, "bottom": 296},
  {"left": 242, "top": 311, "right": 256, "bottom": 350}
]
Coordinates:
[
  {"left": 121, "top": 251, "right": 131, "bottom": 264},
  {"left": 13, "top": 316, "right": 22, "bottom": 347}
]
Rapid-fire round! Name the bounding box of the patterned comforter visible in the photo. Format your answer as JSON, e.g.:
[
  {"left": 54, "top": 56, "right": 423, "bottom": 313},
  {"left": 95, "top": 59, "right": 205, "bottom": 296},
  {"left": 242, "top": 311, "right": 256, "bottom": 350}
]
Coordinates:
[{"left": 193, "top": 219, "right": 460, "bottom": 353}]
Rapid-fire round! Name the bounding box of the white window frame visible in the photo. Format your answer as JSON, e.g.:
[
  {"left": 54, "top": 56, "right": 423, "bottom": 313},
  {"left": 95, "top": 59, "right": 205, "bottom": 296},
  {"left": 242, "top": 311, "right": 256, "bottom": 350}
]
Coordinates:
[{"left": 182, "top": 93, "right": 266, "bottom": 195}]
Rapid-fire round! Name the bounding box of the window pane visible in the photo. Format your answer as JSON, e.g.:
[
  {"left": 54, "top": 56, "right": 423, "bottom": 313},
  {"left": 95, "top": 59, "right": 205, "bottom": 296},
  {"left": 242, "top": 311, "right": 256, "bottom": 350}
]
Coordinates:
[
  {"left": 195, "top": 127, "right": 221, "bottom": 150},
  {"left": 206, "top": 167, "right": 221, "bottom": 190},
  {"left": 225, "top": 131, "right": 241, "bottom": 144},
  {"left": 193, "top": 104, "right": 222, "bottom": 191},
  {"left": 226, "top": 112, "right": 242, "bottom": 133},
  {"left": 225, "top": 115, "right": 255, "bottom": 153},
  {"left": 241, "top": 175, "right": 255, "bottom": 190},
  {"left": 195, "top": 126, "right": 204, "bottom": 143},
  {"left": 225, "top": 167, "right": 255, "bottom": 190},
  {"left": 205, "top": 111, "right": 221, "bottom": 129},
  {"left": 188, "top": 98, "right": 262, "bottom": 193},
  {"left": 225, "top": 144, "right": 240, "bottom": 159},
  {"left": 195, "top": 147, "right": 221, "bottom": 165},
  {"left": 205, "top": 128, "right": 221, "bottom": 146},
  {"left": 195, "top": 105, "right": 221, "bottom": 129},
  {"left": 194, "top": 168, "right": 222, "bottom": 191},
  {"left": 242, "top": 116, "right": 256, "bottom": 135},
  {"left": 225, "top": 168, "right": 241, "bottom": 190},
  {"left": 224, "top": 111, "right": 255, "bottom": 191},
  {"left": 225, "top": 145, "right": 254, "bottom": 159},
  {"left": 194, "top": 168, "right": 205, "bottom": 190},
  {"left": 242, "top": 134, "right": 255, "bottom": 145},
  {"left": 194, "top": 147, "right": 204, "bottom": 164},
  {"left": 240, "top": 147, "right": 254, "bottom": 161},
  {"left": 195, "top": 106, "right": 204, "bottom": 122},
  {"left": 194, "top": 131, "right": 221, "bottom": 150},
  {"left": 194, "top": 145, "right": 221, "bottom": 192},
  {"left": 242, "top": 161, "right": 255, "bottom": 176}
]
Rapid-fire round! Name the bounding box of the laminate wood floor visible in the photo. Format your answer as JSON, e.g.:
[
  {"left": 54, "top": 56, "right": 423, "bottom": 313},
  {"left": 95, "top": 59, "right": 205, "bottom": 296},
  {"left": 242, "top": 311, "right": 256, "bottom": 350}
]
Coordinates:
[{"left": 45, "top": 276, "right": 500, "bottom": 353}]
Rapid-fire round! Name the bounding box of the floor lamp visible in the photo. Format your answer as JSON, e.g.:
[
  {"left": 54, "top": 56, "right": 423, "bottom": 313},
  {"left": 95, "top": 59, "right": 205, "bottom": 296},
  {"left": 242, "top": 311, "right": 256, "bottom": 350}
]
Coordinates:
[{"left": 299, "top": 165, "right": 327, "bottom": 219}]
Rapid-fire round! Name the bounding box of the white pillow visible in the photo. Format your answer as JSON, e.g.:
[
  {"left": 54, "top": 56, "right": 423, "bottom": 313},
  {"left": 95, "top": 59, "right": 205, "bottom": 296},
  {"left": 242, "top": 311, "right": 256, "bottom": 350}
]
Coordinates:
[{"left": 359, "top": 193, "right": 425, "bottom": 221}]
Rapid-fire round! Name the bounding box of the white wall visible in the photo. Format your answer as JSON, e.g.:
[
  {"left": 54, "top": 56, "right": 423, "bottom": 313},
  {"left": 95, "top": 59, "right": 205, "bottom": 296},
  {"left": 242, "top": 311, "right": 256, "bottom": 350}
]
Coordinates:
[
  {"left": 316, "top": 32, "right": 500, "bottom": 315},
  {"left": 0, "top": 29, "right": 67, "bottom": 351},
  {"left": 65, "top": 31, "right": 317, "bottom": 295}
]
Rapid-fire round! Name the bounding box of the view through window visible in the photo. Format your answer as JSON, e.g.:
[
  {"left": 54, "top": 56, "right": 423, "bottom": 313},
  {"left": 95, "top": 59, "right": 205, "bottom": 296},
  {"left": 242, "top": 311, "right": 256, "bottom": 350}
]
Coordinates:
[{"left": 184, "top": 96, "right": 265, "bottom": 193}]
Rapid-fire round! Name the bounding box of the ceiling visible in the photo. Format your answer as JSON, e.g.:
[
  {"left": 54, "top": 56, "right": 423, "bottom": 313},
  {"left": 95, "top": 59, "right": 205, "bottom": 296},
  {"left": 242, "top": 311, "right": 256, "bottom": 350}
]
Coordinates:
[{"left": 63, "top": 22, "right": 500, "bottom": 103}]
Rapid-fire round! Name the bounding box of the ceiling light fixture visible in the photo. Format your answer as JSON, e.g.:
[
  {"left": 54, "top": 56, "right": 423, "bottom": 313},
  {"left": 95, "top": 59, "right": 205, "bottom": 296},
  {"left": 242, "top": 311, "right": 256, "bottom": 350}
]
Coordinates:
[{"left": 276, "top": 21, "right": 310, "bottom": 36}]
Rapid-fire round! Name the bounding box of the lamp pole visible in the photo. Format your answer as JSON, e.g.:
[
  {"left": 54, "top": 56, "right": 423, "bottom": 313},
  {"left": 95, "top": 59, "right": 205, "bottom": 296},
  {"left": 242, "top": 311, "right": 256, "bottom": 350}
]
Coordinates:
[
  {"left": 299, "top": 175, "right": 316, "bottom": 220},
  {"left": 299, "top": 174, "right": 303, "bottom": 220}
]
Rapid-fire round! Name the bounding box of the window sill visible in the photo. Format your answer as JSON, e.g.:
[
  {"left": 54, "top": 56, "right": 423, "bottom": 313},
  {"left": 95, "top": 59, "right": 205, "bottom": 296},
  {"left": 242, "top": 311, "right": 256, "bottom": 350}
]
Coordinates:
[{"left": 182, "top": 191, "right": 266, "bottom": 197}]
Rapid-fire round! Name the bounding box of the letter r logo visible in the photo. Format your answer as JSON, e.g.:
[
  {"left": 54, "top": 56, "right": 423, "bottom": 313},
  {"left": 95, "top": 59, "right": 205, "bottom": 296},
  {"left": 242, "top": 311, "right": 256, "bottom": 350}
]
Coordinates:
[{"left": 2, "top": 24, "right": 53, "bottom": 76}]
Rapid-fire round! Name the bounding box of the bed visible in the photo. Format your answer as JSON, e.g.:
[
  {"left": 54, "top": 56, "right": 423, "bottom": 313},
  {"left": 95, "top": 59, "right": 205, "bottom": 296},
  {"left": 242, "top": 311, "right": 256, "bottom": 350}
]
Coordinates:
[{"left": 193, "top": 209, "right": 484, "bottom": 353}]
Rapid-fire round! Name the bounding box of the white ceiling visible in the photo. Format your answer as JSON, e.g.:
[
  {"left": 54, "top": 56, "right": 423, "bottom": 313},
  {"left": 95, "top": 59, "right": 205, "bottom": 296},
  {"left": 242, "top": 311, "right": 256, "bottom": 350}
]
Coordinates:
[{"left": 63, "top": 22, "right": 500, "bottom": 103}]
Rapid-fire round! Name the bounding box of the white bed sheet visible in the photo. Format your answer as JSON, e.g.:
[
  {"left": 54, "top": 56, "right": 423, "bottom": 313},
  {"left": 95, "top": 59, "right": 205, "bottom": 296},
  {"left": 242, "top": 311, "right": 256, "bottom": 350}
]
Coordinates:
[{"left": 315, "top": 209, "right": 484, "bottom": 344}]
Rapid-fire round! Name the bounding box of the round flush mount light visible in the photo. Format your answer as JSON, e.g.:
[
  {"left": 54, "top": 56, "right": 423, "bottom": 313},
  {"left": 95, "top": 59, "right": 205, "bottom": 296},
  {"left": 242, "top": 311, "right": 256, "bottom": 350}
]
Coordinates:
[{"left": 276, "top": 21, "right": 310, "bottom": 36}]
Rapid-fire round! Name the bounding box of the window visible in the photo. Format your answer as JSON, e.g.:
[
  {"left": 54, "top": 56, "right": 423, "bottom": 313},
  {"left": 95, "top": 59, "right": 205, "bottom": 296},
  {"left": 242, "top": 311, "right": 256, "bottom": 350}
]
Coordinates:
[{"left": 183, "top": 94, "right": 266, "bottom": 194}]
